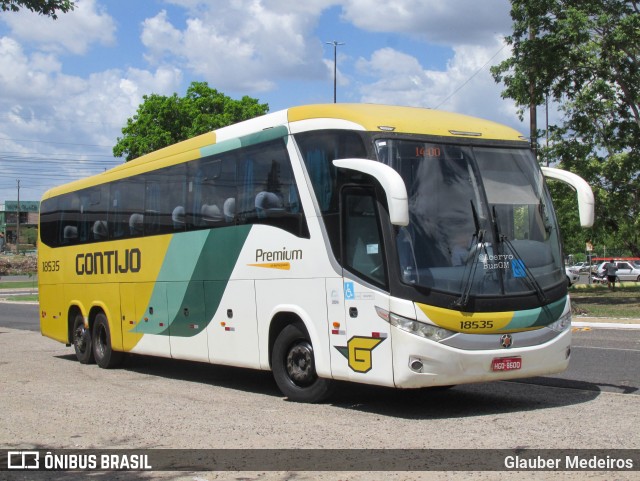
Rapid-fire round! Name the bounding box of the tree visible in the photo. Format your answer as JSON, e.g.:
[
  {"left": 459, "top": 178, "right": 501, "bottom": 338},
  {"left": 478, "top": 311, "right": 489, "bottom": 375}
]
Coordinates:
[
  {"left": 492, "top": 0, "right": 640, "bottom": 256},
  {"left": 113, "top": 82, "right": 269, "bottom": 161},
  {"left": 0, "top": 0, "right": 74, "bottom": 18}
]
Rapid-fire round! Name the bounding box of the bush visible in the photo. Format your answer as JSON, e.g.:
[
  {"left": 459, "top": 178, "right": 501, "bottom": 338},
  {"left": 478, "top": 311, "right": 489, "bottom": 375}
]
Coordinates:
[{"left": 0, "top": 254, "right": 38, "bottom": 276}]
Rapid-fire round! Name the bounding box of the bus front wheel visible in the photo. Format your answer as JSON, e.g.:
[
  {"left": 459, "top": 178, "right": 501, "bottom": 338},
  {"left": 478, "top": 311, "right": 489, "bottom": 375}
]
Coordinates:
[
  {"left": 72, "top": 312, "right": 94, "bottom": 364},
  {"left": 271, "top": 323, "right": 333, "bottom": 403},
  {"left": 92, "top": 312, "right": 123, "bottom": 369}
]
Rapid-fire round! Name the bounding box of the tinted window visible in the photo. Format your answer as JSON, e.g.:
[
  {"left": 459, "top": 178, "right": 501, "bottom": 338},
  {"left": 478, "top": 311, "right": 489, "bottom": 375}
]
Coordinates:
[{"left": 39, "top": 137, "right": 309, "bottom": 247}]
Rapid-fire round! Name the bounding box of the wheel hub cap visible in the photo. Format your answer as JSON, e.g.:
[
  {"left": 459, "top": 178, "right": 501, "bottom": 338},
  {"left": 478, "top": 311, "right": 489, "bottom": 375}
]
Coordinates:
[{"left": 286, "top": 342, "right": 314, "bottom": 386}]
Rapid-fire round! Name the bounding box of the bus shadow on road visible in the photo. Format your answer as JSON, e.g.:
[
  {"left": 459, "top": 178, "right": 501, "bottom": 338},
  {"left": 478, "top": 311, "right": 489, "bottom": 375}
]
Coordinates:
[
  {"left": 325, "top": 377, "right": 603, "bottom": 419},
  {"left": 55, "top": 352, "right": 283, "bottom": 398},
  {"left": 57, "top": 351, "right": 605, "bottom": 419}
]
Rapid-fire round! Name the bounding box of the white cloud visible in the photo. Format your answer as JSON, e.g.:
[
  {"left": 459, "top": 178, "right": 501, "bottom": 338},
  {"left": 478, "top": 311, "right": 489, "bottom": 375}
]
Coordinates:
[
  {"left": 354, "top": 38, "right": 525, "bottom": 131},
  {"left": 140, "top": 1, "right": 330, "bottom": 92},
  {"left": 0, "top": 34, "right": 181, "bottom": 141},
  {"left": 0, "top": 37, "right": 62, "bottom": 100},
  {"left": 341, "top": 0, "right": 512, "bottom": 46},
  {"left": 1, "top": 0, "right": 116, "bottom": 54}
]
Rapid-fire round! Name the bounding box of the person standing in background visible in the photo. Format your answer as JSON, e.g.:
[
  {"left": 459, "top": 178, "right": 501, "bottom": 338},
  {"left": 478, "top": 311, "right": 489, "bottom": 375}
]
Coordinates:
[{"left": 605, "top": 260, "right": 618, "bottom": 291}]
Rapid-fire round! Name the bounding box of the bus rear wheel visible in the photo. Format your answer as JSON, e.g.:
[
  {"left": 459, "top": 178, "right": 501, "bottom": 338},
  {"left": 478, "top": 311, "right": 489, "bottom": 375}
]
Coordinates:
[
  {"left": 271, "top": 323, "right": 333, "bottom": 403},
  {"left": 92, "top": 312, "right": 123, "bottom": 369},
  {"left": 72, "top": 313, "right": 94, "bottom": 364}
]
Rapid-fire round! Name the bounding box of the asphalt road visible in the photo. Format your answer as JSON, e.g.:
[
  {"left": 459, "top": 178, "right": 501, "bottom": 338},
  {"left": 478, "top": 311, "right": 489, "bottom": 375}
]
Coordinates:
[
  {"left": 1, "top": 301, "right": 639, "bottom": 396},
  {"left": 0, "top": 302, "right": 39, "bottom": 331},
  {"left": 1, "top": 302, "right": 639, "bottom": 481}
]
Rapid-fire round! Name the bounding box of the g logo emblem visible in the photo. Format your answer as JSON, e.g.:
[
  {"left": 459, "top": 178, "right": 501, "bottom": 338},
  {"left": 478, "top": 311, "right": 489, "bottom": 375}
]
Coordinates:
[{"left": 335, "top": 336, "right": 386, "bottom": 373}]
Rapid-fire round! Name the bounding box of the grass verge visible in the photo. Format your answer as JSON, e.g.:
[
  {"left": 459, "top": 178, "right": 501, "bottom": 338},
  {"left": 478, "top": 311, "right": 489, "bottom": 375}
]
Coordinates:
[
  {"left": 0, "top": 281, "right": 38, "bottom": 289},
  {"left": 570, "top": 283, "right": 640, "bottom": 318}
]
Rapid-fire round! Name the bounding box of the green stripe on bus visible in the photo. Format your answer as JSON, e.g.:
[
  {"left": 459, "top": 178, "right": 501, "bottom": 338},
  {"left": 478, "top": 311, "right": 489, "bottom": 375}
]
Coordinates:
[
  {"left": 199, "top": 125, "right": 288, "bottom": 158},
  {"left": 133, "top": 225, "right": 251, "bottom": 336}
]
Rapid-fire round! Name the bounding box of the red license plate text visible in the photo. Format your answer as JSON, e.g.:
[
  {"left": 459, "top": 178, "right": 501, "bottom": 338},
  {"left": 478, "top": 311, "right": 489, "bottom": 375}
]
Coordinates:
[{"left": 491, "top": 357, "right": 522, "bottom": 372}]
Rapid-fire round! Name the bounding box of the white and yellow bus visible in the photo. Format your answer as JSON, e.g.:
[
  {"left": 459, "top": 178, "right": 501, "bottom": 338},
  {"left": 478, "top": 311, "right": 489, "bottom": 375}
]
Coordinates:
[{"left": 39, "top": 104, "right": 594, "bottom": 402}]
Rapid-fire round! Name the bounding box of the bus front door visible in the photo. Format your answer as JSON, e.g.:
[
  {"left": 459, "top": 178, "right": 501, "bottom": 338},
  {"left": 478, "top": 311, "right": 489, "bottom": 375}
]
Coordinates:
[{"left": 338, "top": 187, "right": 394, "bottom": 387}]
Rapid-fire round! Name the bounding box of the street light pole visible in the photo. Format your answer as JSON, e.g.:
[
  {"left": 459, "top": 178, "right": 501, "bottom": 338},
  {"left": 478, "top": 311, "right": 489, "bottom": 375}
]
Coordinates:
[
  {"left": 326, "top": 40, "right": 345, "bottom": 103},
  {"left": 16, "top": 179, "right": 21, "bottom": 255}
]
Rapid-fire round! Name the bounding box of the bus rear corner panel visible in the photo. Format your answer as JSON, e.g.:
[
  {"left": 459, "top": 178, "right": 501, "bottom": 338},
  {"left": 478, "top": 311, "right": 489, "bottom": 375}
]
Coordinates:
[{"left": 39, "top": 283, "right": 70, "bottom": 344}]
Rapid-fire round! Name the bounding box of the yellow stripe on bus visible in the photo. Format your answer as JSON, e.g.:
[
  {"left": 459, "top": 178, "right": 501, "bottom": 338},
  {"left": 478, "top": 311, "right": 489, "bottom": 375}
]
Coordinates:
[{"left": 416, "top": 302, "right": 514, "bottom": 333}]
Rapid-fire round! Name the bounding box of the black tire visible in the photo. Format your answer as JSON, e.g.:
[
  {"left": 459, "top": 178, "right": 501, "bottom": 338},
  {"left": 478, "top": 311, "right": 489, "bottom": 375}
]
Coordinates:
[
  {"left": 72, "top": 312, "right": 94, "bottom": 364},
  {"left": 92, "top": 312, "right": 123, "bottom": 369},
  {"left": 271, "top": 323, "right": 333, "bottom": 403}
]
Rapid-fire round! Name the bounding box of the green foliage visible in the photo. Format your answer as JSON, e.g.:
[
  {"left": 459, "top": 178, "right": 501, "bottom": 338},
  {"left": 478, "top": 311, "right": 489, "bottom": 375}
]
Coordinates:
[
  {"left": 113, "top": 82, "right": 269, "bottom": 161},
  {"left": 21, "top": 227, "right": 38, "bottom": 245},
  {"left": 493, "top": 0, "right": 640, "bottom": 256},
  {"left": 0, "top": 0, "right": 74, "bottom": 18}
]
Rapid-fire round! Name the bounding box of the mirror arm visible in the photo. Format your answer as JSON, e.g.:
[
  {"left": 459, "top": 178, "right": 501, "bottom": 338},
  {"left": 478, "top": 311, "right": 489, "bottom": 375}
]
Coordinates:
[
  {"left": 333, "top": 158, "right": 409, "bottom": 226},
  {"left": 541, "top": 166, "right": 595, "bottom": 228}
]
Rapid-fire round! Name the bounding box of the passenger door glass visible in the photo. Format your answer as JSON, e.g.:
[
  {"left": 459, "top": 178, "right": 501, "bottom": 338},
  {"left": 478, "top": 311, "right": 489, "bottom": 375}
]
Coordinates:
[{"left": 342, "top": 188, "right": 387, "bottom": 288}]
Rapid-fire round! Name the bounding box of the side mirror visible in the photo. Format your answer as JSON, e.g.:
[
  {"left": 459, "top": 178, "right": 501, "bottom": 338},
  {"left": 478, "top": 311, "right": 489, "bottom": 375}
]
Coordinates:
[
  {"left": 333, "top": 158, "right": 409, "bottom": 226},
  {"left": 541, "top": 166, "right": 595, "bottom": 228}
]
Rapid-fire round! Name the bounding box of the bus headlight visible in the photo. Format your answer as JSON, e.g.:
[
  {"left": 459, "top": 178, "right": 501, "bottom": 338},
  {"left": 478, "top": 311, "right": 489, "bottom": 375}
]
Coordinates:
[
  {"left": 376, "top": 307, "right": 455, "bottom": 342},
  {"left": 547, "top": 311, "right": 572, "bottom": 332}
]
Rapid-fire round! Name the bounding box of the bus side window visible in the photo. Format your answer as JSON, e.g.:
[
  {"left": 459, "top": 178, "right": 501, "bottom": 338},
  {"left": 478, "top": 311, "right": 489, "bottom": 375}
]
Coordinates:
[
  {"left": 111, "top": 178, "right": 144, "bottom": 238},
  {"left": 189, "top": 157, "right": 228, "bottom": 229},
  {"left": 236, "top": 139, "right": 308, "bottom": 237},
  {"left": 110, "top": 188, "right": 125, "bottom": 239},
  {"left": 39, "top": 197, "right": 59, "bottom": 247},
  {"left": 144, "top": 181, "right": 161, "bottom": 235},
  {"left": 85, "top": 185, "right": 109, "bottom": 242},
  {"left": 147, "top": 163, "right": 187, "bottom": 234},
  {"left": 59, "top": 194, "right": 80, "bottom": 246}
]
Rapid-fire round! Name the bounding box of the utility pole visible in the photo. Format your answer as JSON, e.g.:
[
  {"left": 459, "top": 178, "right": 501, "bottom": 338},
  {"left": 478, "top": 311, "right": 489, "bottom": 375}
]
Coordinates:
[
  {"left": 326, "top": 40, "right": 345, "bottom": 103},
  {"left": 529, "top": 26, "right": 538, "bottom": 160},
  {"left": 16, "top": 179, "right": 21, "bottom": 255}
]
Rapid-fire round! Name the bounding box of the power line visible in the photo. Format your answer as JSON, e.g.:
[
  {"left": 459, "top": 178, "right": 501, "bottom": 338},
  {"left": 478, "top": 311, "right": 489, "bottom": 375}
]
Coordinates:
[
  {"left": 0, "top": 151, "right": 116, "bottom": 159},
  {"left": 433, "top": 43, "right": 507, "bottom": 110},
  {"left": 0, "top": 136, "right": 114, "bottom": 149}
]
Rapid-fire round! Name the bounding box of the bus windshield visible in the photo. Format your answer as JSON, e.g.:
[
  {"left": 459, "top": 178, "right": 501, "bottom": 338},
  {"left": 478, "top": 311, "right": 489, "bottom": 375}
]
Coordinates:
[{"left": 376, "top": 139, "right": 564, "bottom": 299}]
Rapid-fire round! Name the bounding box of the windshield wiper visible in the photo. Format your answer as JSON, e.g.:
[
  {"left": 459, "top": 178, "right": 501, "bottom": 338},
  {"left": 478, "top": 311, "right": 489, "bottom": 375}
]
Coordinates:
[
  {"left": 492, "top": 206, "right": 548, "bottom": 305},
  {"left": 453, "top": 201, "right": 486, "bottom": 308}
]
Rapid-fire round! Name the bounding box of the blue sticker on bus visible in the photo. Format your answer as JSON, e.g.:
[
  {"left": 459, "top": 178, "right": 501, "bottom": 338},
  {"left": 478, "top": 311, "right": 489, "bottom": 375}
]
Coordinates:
[
  {"left": 512, "top": 259, "right": 526, "bottom": 278},
  {"left": 344, "top": 281, "right": 355, "bottom": 300}
]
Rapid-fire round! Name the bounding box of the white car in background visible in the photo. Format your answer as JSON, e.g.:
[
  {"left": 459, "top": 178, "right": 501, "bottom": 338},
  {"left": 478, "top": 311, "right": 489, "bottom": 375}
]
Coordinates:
[
  {"left": 571, "top": 262, "right": 591, "bottom": 272},
  {"left": 596, "top": 261, "right": 640, "bottom": 282},
  {"left": 565, "top": 266, "right": 580, "bottom": 286}
]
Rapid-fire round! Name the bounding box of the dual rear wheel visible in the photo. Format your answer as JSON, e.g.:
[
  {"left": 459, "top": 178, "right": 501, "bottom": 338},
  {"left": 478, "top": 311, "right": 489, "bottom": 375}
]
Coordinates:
[{"left": 72, "top": 311, "right": 122, "bottom": 368}]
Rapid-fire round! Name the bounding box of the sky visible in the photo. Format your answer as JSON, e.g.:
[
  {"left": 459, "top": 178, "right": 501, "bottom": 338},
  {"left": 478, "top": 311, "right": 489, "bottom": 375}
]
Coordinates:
[{"left": 0, "top": 0, "right": 533, "bottom": 203}]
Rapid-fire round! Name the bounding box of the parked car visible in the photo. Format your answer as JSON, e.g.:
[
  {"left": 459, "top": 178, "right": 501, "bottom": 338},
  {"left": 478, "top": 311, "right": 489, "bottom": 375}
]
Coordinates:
[
  {"left": 595, "top": 261, "right": 640, "bottom": 282},
  {"left": 565, "top": 267, "right": 580, "bottom": 286},
  {"left": 571, "top": 262, "right": 591, "bottom": 273}
]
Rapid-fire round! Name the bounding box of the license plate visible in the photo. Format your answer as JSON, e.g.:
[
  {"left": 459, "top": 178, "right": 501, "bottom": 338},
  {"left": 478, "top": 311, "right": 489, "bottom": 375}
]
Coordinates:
[{"left": 491, "top": 357, "right": 522, "bottom": 372}]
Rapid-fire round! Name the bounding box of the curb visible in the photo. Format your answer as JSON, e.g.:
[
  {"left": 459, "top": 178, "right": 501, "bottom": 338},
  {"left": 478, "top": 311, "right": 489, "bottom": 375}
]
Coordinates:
[{"left": 572, "top": 321, "right": 640, "bottom": 330}]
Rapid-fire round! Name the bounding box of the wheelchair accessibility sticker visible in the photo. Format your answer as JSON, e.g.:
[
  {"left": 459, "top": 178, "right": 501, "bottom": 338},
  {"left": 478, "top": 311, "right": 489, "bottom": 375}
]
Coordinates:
[
  {"left": 343, "top": 281, "right": 374, "bottom": 301},
  {"left": 344, "top": 281, "right": 355, "bottom": 300}
]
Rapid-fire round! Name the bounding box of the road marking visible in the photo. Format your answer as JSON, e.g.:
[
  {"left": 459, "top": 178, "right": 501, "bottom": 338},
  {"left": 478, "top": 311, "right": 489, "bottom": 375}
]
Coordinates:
[{"left": 572, "top": 345, "right": 640, "bottom": 353}]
